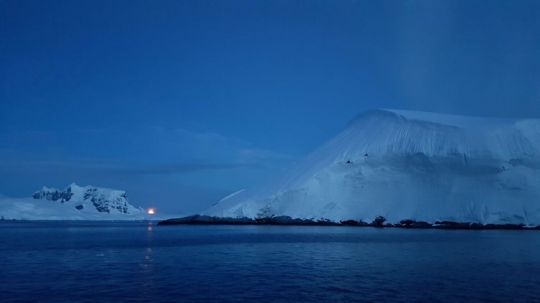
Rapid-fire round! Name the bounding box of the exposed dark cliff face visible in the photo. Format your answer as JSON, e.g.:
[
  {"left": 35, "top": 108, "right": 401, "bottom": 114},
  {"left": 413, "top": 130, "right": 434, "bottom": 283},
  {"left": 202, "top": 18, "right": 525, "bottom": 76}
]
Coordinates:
[
  {"left": 82, "top": 188, "right": 129, "bottom": 213},
  {"left": 32, "top": 187, "right": 73, "bottom": 202}
]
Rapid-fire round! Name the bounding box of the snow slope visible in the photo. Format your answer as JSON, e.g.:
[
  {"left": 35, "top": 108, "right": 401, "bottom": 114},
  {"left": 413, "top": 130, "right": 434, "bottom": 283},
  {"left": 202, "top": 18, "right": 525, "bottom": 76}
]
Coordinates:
[
  {"left": 207, "top": 109, "right": 540, "bottom": 225},
  {"left": 0, "top": 183, "right": 145, "bottom": 220}
]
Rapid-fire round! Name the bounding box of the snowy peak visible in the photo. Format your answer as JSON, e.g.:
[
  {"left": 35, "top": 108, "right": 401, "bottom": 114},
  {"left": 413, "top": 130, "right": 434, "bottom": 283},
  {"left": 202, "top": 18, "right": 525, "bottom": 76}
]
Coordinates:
[{"left": 32, "top": 183, "right": 141, "bottom": 215}]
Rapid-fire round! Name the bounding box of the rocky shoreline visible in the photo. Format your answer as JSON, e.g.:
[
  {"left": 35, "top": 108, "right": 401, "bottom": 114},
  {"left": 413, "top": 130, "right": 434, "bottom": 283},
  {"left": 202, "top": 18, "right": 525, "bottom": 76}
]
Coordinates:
[{"left": 157, "top": 215, "right": 540, "bottom": 230}]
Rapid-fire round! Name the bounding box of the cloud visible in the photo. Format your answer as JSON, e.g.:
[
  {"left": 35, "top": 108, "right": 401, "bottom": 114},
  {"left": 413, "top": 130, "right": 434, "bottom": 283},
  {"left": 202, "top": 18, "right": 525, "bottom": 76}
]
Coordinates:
[
  {"left": 109, "top": 162, "right": 248, "bottom": 175},
  {"left": 0, "top": 159, "right": 256, "bottom": 176},
  {"left": 0, "top": 126, "right": 292, "bottom": 177}
]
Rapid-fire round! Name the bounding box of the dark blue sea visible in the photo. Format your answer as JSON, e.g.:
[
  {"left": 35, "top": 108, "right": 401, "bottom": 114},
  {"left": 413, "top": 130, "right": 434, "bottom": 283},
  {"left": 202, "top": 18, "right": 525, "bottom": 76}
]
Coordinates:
[{"left": 1, "top": 221, "right": 540, "bottom": 302}]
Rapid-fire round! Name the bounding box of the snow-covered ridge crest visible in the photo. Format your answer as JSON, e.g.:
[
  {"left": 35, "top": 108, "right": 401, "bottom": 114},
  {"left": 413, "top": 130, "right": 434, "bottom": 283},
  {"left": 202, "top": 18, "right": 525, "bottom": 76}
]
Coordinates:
[
  {"left": 339, "top": 109, "right": 539, "bottom": 159},
  {"left": 207, "top": 109, "right": 540, "bottom": 225}
]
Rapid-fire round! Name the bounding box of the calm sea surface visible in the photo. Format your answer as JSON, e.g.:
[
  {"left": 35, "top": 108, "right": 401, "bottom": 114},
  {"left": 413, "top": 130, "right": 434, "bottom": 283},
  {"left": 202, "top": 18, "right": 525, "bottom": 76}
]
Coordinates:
[{"left": 1, "top": 221, "right": 540, "bottom": 302}]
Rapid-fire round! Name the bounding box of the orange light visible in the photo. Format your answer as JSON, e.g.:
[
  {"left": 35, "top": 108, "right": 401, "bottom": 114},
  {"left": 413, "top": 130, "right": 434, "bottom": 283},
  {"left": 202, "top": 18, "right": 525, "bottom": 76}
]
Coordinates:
[{"left": 147, "top": 208, "right": 155, "bottom": 215}]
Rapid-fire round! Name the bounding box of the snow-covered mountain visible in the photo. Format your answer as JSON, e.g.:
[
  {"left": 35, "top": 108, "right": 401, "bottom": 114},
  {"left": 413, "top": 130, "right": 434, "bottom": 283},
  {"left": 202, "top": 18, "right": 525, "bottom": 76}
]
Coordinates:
[
  {"left": 32, "top": 183, "right": 141, "bottom": 214},
  {"left": 207, "top": 109, "right": 540, "bottom": 225},
  {"left": 0, "top": 183, "right": 145, "bottom": 220}
]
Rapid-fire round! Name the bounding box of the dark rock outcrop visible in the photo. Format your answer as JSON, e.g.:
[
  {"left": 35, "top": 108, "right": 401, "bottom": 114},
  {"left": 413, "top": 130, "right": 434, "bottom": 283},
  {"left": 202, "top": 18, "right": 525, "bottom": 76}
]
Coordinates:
[
  {"left": 159, "top": 215, "right": 539, "bottom": 230},
  {"left": 434, "top": 221, "right": 525, "bottom": 230},
  {"left": 158, "top": 215, "right": 340, "bottom": 226},
  {"left": 371, "top": 216, "right": 387, "bottom": 227},
  {"left": 340, "top": 219, "right": 369, "bottom": 226},
  {"left": 159, "top": 215, "right": 255, "bottom": 225},
  {"left": 33, "top": 187, "right": 73, "bottom": 202},
  {"left": 399, "top": 219, "right": 432, "bottom": 228}
]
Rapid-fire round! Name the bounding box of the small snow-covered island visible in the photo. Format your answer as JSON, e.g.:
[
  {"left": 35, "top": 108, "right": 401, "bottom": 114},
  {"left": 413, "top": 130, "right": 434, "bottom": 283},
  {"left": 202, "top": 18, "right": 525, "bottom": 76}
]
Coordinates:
[
  {"left": 0, "top": 183, "right": 145, "bottom": 220},
  {"left": 160, "top": 109, "right": 540, "bottom": 230}
]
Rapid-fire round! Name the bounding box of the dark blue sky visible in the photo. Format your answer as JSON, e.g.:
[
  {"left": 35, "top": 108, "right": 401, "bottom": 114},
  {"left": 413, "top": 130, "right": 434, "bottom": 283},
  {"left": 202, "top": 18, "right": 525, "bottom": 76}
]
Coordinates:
[{"left": 1, "top": 0, "right": 539, "bottom": 213}]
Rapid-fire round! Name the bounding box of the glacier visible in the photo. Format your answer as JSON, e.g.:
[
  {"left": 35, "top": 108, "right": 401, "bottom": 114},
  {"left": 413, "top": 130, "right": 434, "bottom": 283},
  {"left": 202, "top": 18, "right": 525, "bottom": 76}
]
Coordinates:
[
  {"left": 0, "top": 183, "right": 145, "bottom": 220},
  {"left": 206, "top": 109, "right": 540, "bottom": 225}
]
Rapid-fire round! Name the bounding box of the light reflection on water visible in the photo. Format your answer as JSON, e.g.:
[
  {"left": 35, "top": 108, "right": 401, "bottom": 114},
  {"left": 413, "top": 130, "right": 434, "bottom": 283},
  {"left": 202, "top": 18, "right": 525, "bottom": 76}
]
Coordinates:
[{"left": 1, "top": 221, "right": 540, "bottom": 302}]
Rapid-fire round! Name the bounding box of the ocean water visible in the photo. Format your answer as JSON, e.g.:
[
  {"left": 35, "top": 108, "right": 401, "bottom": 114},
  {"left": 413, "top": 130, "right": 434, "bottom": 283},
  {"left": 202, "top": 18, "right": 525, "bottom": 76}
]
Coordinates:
[{"left": 1, "top": 221, "right": 540, "bottom": 302}]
